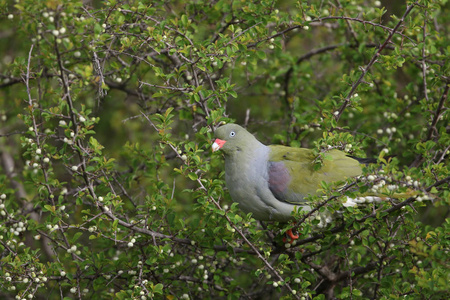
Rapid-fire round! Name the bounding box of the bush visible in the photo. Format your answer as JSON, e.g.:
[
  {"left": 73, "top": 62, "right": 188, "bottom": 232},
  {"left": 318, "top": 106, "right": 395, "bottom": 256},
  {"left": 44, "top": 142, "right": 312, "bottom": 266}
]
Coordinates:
[{"left": 0, "top": 0, "right": 449, "bottom": 299}]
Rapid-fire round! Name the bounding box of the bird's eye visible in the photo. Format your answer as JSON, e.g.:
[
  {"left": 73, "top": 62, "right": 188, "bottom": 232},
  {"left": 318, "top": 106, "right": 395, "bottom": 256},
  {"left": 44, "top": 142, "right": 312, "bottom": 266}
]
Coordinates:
[{"left": 229, "top": 131, "right": 236, "bottom": 137}]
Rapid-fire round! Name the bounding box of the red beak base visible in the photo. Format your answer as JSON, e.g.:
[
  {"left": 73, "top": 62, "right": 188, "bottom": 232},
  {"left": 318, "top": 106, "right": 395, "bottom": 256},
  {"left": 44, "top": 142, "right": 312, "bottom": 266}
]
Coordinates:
[{"left": 212, "top": 138, "right": 226, "bottom": 152}]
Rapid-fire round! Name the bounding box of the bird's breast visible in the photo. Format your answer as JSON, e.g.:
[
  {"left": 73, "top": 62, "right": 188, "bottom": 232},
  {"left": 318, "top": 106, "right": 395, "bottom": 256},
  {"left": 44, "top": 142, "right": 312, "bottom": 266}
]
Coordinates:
[{"left": 224, "top": 149, "right": 271, "bottom": 217}]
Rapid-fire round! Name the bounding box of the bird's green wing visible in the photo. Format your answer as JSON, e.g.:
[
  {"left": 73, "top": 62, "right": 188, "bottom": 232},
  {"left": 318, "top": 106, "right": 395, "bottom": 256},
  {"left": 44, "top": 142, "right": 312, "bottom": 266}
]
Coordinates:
[{"left": 267, "top": 145, "right": 362, "bottom": 204}]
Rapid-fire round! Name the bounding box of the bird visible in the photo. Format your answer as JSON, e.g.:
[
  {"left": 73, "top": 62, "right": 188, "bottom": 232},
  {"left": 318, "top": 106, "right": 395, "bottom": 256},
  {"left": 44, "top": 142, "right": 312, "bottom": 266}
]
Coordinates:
[
  {"left": 211, "top": 124, "right": 365, "bottom": 223},
  {"left": 212, "top": 124, "right": 432, "bottom": 242},
  {"left": 211, "top": 123, "right": 378, "bottom": 242}
]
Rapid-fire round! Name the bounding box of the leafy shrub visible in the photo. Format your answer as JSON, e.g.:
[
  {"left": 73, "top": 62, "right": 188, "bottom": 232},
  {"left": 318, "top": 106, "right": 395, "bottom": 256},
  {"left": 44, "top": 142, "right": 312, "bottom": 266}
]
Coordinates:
[{"left": 0, "top": 0, "right": 448, "bottom": 299}]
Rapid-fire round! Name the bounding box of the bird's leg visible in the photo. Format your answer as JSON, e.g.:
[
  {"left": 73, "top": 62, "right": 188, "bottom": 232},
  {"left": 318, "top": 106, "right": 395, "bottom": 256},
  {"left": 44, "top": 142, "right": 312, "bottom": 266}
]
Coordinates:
[
  {"left": 286, "top": 228, "right": 299, "bottom": 240},
  {"left": 283, "top": 225, "right": 300, "bottom": 244}
]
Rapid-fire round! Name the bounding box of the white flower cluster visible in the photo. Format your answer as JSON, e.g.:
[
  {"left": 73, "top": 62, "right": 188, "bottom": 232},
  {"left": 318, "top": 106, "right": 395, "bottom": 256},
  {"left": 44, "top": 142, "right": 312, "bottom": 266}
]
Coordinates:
[
  {"left": 46, "top": 224, "right": 59, "bottom": 232},
  {"left": 127, "top": 238, "right": 136, "bottom": 248},
  {"left": 5, "top": 271, "right": 48, "bottom": 296},
  {"left": 343, "top": 173, "right": 433, "bottom": 208},
  {"left": 315, "top": 210, "right": 334, "bottom": 229},
  {"left": 10, "top": 220, "right": 27, "bottom": 236},
  {"left": 0, "top": 194, "right": 7, "bottom": 217},
  {"left": 343, "top": 195, "right": 382, "bottom": 207},
  {"left": 67, "top": 245, "right": 77, "bottom": 254}
]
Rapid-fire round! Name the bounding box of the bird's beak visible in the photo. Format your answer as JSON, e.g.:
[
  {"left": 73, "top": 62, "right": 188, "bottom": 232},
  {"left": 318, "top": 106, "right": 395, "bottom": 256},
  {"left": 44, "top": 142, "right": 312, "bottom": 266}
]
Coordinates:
[{"left": 212, "top": 139, "right": 226, "bottom": 152}]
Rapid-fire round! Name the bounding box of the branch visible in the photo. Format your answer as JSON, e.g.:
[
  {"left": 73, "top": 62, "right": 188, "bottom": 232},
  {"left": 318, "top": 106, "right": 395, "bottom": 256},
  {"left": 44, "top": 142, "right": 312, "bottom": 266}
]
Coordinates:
[
  {"left": 411, "top": 84, "right": 450, "bottom": 167},
  {"left": 426, "top": 84, "right": 449, "bottom": 141},
  {"left": 334, "top": 3, "right": 418, "bottom": 124},
  {"left": 282, "top": 43, "right": 395, "bottom": 113},
  {"left": 294, "top": 196, "right": 417, "bottom": 247},
  {"left": 140, "top": 111, "right": 300, "bottom": 299}
]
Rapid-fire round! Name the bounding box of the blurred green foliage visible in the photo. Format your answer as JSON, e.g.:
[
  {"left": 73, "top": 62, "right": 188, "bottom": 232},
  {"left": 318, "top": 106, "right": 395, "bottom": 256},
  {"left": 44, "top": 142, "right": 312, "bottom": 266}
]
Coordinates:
[{"left": 0, "top": 0, "right": 449, "bottom": 299}]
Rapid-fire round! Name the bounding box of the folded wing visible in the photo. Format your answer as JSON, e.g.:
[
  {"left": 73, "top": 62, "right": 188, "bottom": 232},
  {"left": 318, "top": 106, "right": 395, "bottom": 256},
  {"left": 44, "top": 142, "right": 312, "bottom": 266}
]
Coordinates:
[{"left": 267, "top": 146, "right": 363, "bottom": 204}]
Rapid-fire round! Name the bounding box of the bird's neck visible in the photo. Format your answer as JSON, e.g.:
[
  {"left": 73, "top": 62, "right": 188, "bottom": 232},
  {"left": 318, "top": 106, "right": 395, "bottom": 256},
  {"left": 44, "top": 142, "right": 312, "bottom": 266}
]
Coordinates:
[{"left": 225, "top": 142, "right": 268, "bottom": 175}]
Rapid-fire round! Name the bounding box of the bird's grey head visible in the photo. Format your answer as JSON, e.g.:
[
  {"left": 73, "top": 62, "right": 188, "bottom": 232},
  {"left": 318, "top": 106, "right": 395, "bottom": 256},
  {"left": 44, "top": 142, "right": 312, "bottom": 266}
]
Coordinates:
[{"left": 212, "top": 124, "right": 257, "bottom": 155}]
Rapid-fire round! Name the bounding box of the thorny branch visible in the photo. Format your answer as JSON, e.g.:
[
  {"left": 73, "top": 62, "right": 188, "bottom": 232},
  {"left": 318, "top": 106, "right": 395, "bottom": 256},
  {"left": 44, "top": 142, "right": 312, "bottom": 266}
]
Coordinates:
[
  {"left": 334, "top": 3, "right": 418, "bottom": 124},
  {"left": 140, "top": 111, "right": 301, "bottom": 299}
]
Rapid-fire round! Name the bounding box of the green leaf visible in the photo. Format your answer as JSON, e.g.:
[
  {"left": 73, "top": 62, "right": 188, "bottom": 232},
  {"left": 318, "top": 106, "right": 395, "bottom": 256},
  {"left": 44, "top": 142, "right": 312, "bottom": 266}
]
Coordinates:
[
  {"left": 302, "top": 281, "right": 311, "bottom": 288},
  {"left": 256, "top": 50, "right": 266, "bottom": 59},
  {"left": 72, "top": 232, "right": 83, "bottom": 242},
  {"left": 44, "top": 205, "right": 56, "bottom": 213},
  {"left": 181, "top": 15, "right": 188, "bottom": 28},
  {"left": 89, "top": 136, "right": 104, "bottom": 154},
  {"left": 94, "top": 23, "right": 102, "bottom": 34},
  {"left": 188, "top": 172, "right": 198, "bottom": 181},
  {"left": 323, "top": 154, "right": 333, "bottom": 161},
  {"left": 152, "top": 92, "right": 164, "bottom": 98},
  {"left": 153, "top": 283, "right": 164, "bottom": 294},
  {"left": 228, "top": 90, "right": 238, "bottom": 98},
  {"left": 112, "top": 219, "right": 119, "bottom": 231}
]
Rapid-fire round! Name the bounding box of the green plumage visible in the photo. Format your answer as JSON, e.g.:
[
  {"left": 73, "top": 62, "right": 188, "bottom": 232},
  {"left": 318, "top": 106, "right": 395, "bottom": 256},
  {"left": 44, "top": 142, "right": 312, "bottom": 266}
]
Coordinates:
[{"left": 268, "top": 146, "right": 362, "bottom": 204}]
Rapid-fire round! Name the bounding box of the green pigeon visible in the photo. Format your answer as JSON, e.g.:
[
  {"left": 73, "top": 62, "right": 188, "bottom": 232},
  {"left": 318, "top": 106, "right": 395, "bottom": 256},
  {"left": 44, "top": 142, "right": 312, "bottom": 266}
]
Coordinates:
[{"left": 212, "top": 124, "right": 364, "bottom": 223}]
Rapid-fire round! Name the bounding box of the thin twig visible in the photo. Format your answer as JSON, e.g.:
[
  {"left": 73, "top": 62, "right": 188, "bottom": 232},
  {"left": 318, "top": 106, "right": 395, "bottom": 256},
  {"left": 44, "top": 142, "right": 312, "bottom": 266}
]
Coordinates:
[
  {"left": 426, "top": 84, "right": 449, "bottom": 141},
  {"left": 421, "top": 10, "right": 430, "bottom": 104},
  {"left": 140, "top": 110, "right": 301, "bottom": 299},
  {"left": 334, "top": 3, "right": 418, "bottom": 124}
]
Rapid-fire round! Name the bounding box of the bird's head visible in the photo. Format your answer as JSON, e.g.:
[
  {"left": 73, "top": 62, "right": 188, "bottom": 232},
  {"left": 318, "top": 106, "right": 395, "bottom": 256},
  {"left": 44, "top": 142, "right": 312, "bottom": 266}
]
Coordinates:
[{"left": 212, "top": 124, "right": 257, "bottom": 155}]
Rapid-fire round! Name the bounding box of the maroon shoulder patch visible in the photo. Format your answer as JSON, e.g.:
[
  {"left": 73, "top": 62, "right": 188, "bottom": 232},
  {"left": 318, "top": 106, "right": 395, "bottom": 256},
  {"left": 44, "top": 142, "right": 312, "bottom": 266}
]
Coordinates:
[{"left": 268, "top": 161, "right": 291, "bottom": 201}]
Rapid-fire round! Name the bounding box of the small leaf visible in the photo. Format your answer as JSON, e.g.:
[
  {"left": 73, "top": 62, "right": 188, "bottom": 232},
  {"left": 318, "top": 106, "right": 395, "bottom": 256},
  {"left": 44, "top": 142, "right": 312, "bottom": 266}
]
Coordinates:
[
  {"left": 44, "top": 205, "right": 56, "bottom": 213},
  {"left": 228, "top": 90, "right": 238, "bottom": 98},
  {"left": 153, "top": 283, "right": 164, "bottom": 294},
  {"left": 323, "top": 154, "right": 333, "bottom": 161},
  {"left": 72, "top": 232, "right": 83, "bottom": 242},
  {"left": 112, "top": 219, "right": 119, "bottom": 231},
  {"left": 188, "top": 172, "right": 198, "bottom": 181},
  {"left": 256, "top": 50, "right": 266, "bottom": 59}
]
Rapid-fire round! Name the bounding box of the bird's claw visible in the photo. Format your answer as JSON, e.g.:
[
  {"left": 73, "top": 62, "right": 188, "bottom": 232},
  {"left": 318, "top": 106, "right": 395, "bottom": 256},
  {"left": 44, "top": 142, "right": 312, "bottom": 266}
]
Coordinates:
[{"left": 283, "top": 228, "right": 299, "bottom": 244}]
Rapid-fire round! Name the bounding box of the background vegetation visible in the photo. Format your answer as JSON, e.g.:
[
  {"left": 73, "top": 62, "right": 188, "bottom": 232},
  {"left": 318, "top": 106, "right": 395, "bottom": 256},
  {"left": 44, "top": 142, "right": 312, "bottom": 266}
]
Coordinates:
[{"left": 0, "top": 0, "right": 449, "bottom": 299}]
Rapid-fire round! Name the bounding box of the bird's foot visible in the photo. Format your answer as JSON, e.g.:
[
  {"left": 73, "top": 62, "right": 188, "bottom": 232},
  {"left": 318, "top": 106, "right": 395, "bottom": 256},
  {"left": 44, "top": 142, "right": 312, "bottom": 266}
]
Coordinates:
[{"left": 283, "top": 228, "right": 300, "bottom": 244}]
